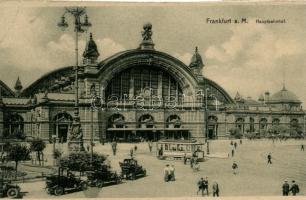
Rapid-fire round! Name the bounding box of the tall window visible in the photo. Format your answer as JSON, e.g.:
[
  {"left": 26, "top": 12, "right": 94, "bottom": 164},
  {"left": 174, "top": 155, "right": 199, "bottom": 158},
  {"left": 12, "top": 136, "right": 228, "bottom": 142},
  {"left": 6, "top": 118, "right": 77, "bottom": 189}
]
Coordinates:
[
  {"left": 235, "top": 118, "right": 244, "bottom": 133},
  {"left": 249, "top": 117, "right": 255, "bottom": 133},
  {"left": 4, "top": 113, "right": 24, "bottom": 137},
  {"left": 259, "top": 118, "right": 268, "bottom": 131}
]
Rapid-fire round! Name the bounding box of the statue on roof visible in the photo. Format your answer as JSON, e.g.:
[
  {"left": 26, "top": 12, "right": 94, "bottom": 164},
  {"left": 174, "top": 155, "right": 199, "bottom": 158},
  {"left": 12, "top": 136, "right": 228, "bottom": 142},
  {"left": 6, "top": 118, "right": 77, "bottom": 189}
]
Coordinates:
[
  {"left": 142, "top": 23, "right": 153, "bottom": 41},
  {"left": 140, "top": 23, "right": 155, "bottom": 50}
]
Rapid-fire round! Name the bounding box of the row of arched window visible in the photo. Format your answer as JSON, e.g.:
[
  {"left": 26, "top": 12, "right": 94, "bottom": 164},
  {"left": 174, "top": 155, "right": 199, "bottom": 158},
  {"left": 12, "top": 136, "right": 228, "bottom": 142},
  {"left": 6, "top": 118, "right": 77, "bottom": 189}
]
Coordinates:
[{"left": 108, "top": 113, "right": 182, "bottom": 129}]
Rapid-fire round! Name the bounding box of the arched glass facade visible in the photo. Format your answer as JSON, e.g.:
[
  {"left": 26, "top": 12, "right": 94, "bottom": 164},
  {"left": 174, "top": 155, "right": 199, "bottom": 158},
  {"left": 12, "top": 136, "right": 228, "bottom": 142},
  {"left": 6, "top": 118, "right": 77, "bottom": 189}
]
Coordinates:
[{"left": 105, "top": 66, "right": 183, "bottom": 103}]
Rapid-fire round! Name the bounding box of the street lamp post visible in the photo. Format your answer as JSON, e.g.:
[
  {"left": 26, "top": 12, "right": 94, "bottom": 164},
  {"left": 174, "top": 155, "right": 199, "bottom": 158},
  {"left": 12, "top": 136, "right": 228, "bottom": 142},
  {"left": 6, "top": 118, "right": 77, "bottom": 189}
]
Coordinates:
[
  {"left": 90, "top": 107, "right": 94, "bottom": 164},
  {"left": 58, "top": 7, "right": 92, "bottom": 152},
  {"left": 205, "top": 88, "right": 210, "bottom": 154}
]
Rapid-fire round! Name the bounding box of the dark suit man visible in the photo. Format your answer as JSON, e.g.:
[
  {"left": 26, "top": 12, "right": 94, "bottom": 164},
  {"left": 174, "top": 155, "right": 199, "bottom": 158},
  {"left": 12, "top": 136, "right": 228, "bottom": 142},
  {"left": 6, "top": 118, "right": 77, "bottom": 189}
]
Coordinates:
[
  {"left": 282, "top": 181, "right": 289, "bottom": 196},
  {"left": 290, "top": 180, "right": 299, "bottom": 196}
]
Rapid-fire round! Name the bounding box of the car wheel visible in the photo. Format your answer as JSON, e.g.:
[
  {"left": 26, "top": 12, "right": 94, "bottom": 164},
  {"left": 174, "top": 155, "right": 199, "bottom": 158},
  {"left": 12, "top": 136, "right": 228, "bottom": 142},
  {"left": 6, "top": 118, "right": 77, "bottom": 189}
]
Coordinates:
[
  {"left": 131, "top": 173, "right": 136, "bottom": 180},
  {"left": 80, "top": 181, "right": 88, "bottom": 191},
  {"left": 46, "top": 187, "right": 54, "bottom": 195},
  {"left": 116, "top": 176, "right": 122, "bottom": 184},
  {"left": 96, "top": 180, "right": 104, "bottom": 188},
  {"left": 7, "top": 188, "right": 19, "bottom": 198},
  {"left": 54, "top": 186, "right": 64, "bottom": 196}
]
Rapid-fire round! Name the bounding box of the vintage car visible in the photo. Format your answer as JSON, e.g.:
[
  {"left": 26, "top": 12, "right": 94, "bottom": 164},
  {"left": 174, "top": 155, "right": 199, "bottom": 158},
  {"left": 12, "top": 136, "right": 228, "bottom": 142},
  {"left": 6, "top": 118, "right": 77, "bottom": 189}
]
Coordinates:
[
  {"left": 45, "top": 167, "right": 88, "bottom": 196},
  {"left": 0, "top": 179, "right": 21, "bottom": 198},
  {"left": 119, "top": 158, "right": 146, "bottom": 180},
  {"left": 86, "top": 168, "right": 122, "bottom": 188}
]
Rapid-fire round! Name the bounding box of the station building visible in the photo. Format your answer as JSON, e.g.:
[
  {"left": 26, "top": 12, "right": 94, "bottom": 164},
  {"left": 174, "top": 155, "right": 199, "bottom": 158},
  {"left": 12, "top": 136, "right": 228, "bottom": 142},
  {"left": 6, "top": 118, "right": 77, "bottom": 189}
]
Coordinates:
[{"left": 0, "top": 24, "right": 304, "bottom": 143}]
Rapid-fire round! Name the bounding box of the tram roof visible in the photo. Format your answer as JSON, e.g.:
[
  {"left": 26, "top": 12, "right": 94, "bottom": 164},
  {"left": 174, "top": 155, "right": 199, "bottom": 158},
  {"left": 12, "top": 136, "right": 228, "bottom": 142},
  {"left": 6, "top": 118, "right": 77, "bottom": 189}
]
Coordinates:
[{"left": 157, "top": 139, "right": 203, "bottom": 144}]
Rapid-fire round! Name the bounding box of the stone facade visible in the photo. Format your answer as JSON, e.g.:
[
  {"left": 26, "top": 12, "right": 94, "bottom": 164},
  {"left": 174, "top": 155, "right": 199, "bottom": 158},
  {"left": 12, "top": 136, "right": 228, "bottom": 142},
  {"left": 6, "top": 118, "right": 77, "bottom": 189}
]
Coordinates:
[{"left": 0, "top": 28, "right": 305, "bottom": 143}]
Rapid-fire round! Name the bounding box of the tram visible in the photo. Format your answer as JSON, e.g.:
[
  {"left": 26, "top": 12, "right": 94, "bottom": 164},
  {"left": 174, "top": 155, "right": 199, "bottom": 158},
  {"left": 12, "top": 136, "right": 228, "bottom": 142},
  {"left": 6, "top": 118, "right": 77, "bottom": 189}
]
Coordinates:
[{"left": 156, "top": 139, "right": 205, "bottom": 161}]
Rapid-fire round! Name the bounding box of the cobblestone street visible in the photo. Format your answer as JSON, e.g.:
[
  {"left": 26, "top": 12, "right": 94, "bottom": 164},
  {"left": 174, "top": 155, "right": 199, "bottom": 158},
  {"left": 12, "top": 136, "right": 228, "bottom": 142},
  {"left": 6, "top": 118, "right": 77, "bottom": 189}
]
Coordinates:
[{"left": 19, "top": 139, "right": 306, "bottom": 198}]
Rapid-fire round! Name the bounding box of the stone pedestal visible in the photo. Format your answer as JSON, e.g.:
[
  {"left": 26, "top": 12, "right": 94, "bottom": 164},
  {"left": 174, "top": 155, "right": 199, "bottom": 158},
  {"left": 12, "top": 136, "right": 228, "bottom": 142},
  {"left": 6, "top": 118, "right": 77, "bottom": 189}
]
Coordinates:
[
  {"left": 68, "top": 122, "right": 85, "bottom": 153},
  {"left": 140, "top": 40, "right": 155, "bottom": 50}
]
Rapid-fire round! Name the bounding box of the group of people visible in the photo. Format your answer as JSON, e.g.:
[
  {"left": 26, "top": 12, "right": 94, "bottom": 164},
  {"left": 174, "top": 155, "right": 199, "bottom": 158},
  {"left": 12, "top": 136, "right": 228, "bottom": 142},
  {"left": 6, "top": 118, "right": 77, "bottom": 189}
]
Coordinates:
[
  {"left": 230, "top": 139, "right": 242, "bottom": 157},
  {"left": 184, "top": 153, "right": 200, "bottom": 171},
  {"left": 282, "top": 180, "right": 300, "bottom": 196},
  {"left": 164, "top": 164, "right": 175, "bottom": 182},
  {"left": 197, "top": 177, "right": 219, "bottom": 197}
]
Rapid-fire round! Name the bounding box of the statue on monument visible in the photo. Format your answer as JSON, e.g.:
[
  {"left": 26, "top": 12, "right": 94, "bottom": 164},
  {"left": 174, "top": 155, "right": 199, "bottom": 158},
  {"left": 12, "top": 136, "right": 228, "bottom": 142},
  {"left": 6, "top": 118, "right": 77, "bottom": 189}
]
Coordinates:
[{"left": 68, "top": 124, "right": 83, "bottom": 141}]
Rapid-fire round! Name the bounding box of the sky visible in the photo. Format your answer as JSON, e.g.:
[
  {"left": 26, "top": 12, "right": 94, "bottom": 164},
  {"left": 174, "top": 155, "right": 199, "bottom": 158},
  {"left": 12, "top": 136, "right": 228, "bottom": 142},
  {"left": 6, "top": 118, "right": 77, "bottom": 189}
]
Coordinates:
[{"left": 0, "top": 2, "right": 305, "bottom": 106}]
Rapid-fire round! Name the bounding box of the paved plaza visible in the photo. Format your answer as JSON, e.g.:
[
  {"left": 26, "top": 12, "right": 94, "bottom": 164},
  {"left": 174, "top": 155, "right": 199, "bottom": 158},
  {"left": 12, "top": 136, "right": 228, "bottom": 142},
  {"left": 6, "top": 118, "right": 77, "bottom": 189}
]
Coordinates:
[{"left": 15, "top": 139, "right": 306, "bottom": 198}]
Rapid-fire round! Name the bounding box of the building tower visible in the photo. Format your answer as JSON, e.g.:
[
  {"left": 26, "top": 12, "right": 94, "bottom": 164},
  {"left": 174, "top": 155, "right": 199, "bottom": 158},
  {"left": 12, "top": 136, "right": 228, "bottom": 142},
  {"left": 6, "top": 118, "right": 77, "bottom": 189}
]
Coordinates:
[
  {"left": 83, "top": 33, "right": 100, "bottom": 65},
  {"left": 14, "top": 76, "right": 23, "bottom": 97},
  {"left": 189, "top": 46, "right": 204, "bottom": 79}
]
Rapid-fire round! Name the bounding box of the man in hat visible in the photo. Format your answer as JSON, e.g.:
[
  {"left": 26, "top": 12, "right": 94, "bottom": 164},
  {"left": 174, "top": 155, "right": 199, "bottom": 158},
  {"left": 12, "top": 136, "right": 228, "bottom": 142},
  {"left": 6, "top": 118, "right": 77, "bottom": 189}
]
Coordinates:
[
  {"left": 282, "top": 181, "right": 290, "bottom": 196},
  {"left": 232, "top": 161, "right": 238, "bottom": 175},
  {"left": 164, "top": 164, "right": 170, "bottom": 182},
  {"left": 290, "top": 180, "right": 300, "bottom": 196}
]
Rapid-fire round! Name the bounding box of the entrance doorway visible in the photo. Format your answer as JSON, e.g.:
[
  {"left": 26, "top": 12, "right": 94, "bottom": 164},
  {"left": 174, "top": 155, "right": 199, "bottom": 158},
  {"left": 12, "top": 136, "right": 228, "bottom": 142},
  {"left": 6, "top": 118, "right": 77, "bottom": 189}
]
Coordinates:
[
  {"left": 53, "top": 112, "right": 73, "bottom": 143},
  {"left": 208, "top": 127, "right": 215, "bottom": 139},
  {"left": 207, "top": 116, "right": 218, "bottom": 139},
  {"left": 58, "top": 125, "right": 68, "bottom": 143}
]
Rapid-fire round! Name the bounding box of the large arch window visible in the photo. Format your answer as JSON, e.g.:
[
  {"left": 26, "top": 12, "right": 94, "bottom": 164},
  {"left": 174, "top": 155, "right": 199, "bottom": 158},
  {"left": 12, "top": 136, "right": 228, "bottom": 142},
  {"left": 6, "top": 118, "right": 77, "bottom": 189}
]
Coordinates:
[
  {"left": 3, "top": 113, "right": 24, "bottom": 138},
  {"left": 105, "top": 66, "right": 183, "bottom": 103},
  {"left": 166, "top": 115, "right": 182, "bottom": 128},
  {"left": 139, "top": 114, "right": 155, "bottom": 128},
  {"left": 108, "top": 114, "right": 126, "bottom": 128},
  {"left": 272, "top": 118, "right": 280, "bottom": 126}
]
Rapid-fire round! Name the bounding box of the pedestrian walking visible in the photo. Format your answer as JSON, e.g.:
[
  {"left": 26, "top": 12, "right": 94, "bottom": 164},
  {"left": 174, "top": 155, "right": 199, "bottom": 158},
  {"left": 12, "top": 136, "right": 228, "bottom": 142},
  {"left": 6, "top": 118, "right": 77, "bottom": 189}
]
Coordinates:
[
  {"left": 212, "top": 182, "right": 219, "bottom": 197},
  {"left": 232, "top": 161, "right": 238, "bottom": 174},
  {"left": 230, "top": 140, "right": 233, "bottom": 146},
  {"left": 134, "top": 145, "right": 138, "bottom": 152},
  {"left": 234, "top": 142, "right": 237, "bottom": 149},
  {"left": 169, "top": 164, "right": 175, "bottom": 181},
  {"left": 239, "top": 139, "right": 242, "bottom": 145},
  {"left": 148, "top": 141, "right": 153, "bottom": 152},
  {"left": 231, "top": 149, "right": 235, "bottom": 157},
  {"left": 193, "top": 160, "right": 200, "bottom": 171},
  {"left": 290, "top": 180, "right": 300, "bottom": 196},
  {"left": 267, "top": 153, "right": 272, "bottom": 164},
  {"left": 203, "top": 177, "right": 209, "bottom": 196},
  {"left": 301, "top": 144, "right": 304, "bottom": 151},
  {"left": 183, "top": 153, "right": 187, "bottom": 165},
  {"left": 197, "top": 178, "right": 205, "bottom": 196},
  {"left": 130, "top": 147, "right": 134, "bottom": 158},
  {"left": 190, "top": 156, "right": 194, "bottom": 168},
  {"left": 282, "top": 181, "right": 290, "bottom": 196},
  {"left": 111, "top": 140, "right": 117, "bottom": 156},
  {"left": 164, "top": 164, "right": 170, "bottom": 182}
]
